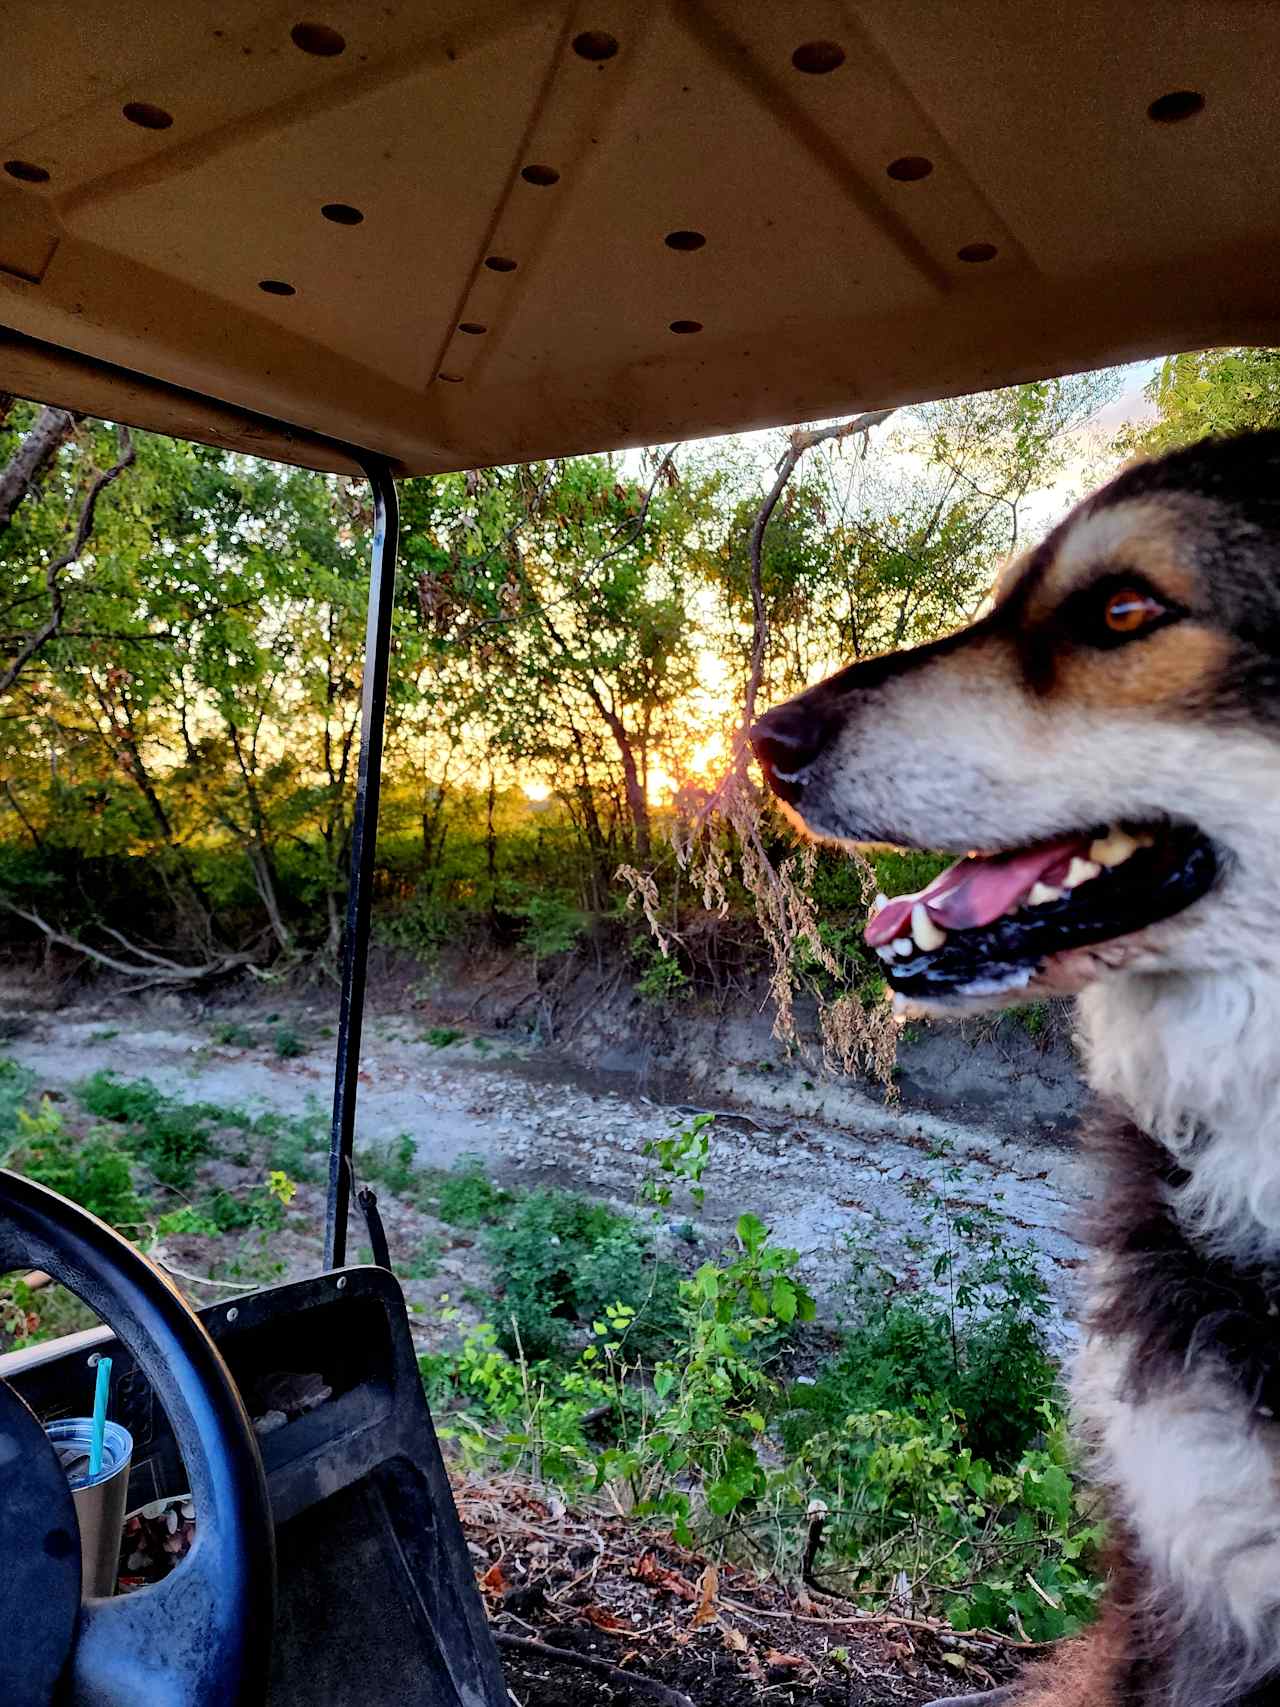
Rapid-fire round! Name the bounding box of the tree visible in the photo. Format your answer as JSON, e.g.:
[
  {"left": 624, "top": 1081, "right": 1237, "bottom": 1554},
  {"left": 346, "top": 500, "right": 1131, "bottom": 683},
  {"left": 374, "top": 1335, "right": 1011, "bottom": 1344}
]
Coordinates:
[
  {"left": 0, "top": 407, "right": 137, "bottom": 697},
  {"left": 1124, "top": 348, "right": 1280, "bottom": 454},
  {"left": 401, "top": 454, "right": 704, "bottom": 865},
  {"left": 692, "top": 372, "right": 1119, "bottom": 719}
]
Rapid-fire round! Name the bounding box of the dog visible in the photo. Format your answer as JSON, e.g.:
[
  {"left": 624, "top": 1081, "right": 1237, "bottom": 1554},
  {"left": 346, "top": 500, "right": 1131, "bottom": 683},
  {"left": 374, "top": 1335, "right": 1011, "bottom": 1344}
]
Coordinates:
[{"left": 751, "top": 429, "right": 1280, "bottom": 1707}]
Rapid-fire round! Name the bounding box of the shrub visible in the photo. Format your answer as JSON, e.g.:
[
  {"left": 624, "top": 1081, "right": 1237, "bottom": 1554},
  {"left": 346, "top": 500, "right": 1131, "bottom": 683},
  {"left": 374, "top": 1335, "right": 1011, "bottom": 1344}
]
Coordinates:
[
  {"left": 633, "top": 944, "right": 691, "bottom": 1004},
  {"left": 273, "top": 1026, "right": 305, "bottom": 1059},
  {"left": 485, "top": 1190, "right": 643, "bottom": 1360},
  {"left": 436, "top": 1159, "right": 512, "bottom": 1228},
  {"left": 363, "top": 1132, "right": 417, "bottom": 1195},
  {"left": 517, "top": 895, "right": 587, "bottom": 959},
  {"left": 78, "top": 1072, "right": 214, "bottom": 1188},
  {"left": 6, "top": 1099, "right": 143, "bottom": 1231},
  {"left": 212, "top": 1022, "right": 256, "bottom": 1048}
]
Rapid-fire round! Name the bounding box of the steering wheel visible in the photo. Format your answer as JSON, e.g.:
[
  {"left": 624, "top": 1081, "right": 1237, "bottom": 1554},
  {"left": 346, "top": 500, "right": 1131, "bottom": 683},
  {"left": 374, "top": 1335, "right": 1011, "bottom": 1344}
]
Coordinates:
[{"left": 0, "top": 1170, "right": 275, "bottom": 1706}]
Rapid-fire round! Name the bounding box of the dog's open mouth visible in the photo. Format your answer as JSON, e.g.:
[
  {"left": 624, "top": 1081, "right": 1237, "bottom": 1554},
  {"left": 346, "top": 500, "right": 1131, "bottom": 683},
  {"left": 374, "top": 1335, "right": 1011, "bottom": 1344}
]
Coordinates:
[{"left": 865, "top": 823, "right": 1218, "bottom": 1003}]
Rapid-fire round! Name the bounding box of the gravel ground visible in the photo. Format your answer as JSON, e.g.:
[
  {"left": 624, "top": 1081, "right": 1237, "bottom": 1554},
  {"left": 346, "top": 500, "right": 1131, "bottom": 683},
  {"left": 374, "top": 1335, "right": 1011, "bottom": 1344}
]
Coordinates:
[{"left": 5, "top": 1002, "right": 1093, "bottom": 1339}]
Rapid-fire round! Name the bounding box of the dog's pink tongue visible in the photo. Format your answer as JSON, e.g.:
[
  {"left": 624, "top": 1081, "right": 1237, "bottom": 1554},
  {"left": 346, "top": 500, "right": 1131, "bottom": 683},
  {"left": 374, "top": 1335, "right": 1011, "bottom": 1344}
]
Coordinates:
[{"left": 864, "top": 838, "right": 1082, "bottom": 947}]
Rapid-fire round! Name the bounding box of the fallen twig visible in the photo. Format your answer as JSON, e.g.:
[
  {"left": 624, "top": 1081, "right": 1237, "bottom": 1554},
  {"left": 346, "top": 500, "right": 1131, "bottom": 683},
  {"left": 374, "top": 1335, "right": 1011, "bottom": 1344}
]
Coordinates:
[
  {"left": 154, "top": 1256, "right": 246, "bottom": 1292},
  {"left": 492, "top": 1632, "right": 697, "bottom": 1707}
]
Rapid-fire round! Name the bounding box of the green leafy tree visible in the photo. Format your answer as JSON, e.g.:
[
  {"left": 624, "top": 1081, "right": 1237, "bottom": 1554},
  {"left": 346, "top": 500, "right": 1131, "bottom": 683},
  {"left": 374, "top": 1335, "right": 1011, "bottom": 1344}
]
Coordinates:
[{"left": 1124, "top": 347, "right": 1280, "bottom": 454}]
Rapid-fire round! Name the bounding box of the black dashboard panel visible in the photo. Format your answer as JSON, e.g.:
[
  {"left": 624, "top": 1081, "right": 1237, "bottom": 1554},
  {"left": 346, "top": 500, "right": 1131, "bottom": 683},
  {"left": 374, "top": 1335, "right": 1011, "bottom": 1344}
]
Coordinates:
[{"left": 0, "top": 1266, "right": 508, "bottom": 1706}]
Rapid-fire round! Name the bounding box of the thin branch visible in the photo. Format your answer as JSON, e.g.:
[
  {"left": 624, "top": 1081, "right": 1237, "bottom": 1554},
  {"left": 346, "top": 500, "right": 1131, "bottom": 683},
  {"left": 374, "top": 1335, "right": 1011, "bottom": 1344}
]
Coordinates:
[
  {"left": 743, "top": 411, "right": 895, "bottom": 733},
  {"left": 0, "top": 425, "right": 137, "bottom": 697},
  {"left": 491, "top": 1633, "right": 697, "bottom": 1707},
  {"left": 465, "top": 447, "right": 678, "bottom": 638}
]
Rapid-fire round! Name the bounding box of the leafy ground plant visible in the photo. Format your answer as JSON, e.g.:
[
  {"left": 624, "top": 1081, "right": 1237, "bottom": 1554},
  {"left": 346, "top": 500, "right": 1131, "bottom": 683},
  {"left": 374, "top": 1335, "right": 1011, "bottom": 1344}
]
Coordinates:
[{"left": 419, "top": 1121, "right": 1103, "bottom": 1643}]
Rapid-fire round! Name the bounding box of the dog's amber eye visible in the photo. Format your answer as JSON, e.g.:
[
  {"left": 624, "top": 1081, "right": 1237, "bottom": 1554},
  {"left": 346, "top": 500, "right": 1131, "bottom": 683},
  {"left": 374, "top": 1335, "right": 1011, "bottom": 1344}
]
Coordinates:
[{"left": 1103, "top": 587, "right": 1167, "bottom": 635}]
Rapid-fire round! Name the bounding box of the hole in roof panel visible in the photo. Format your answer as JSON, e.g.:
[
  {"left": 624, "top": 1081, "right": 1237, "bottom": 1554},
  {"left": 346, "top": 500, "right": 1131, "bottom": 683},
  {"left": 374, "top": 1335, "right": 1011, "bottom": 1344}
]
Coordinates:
[
  {"left": 792, "top": 41, "right": 845, "bottom": 74},
  {"left": 572, "top": 31, "right": 619, "bottom": 61},
  {"left": 956, "top": 242, "right": 997, "bottom": 264},
  {"left": 665, "top": 230, "right": 706, "bottom": 251},
  {"left": 458, "top": 322, "right": 487, "bottom": 335},
  {"left": 669, "top": 320, "right": 703, "bottom": 334},
  {"left": 321, "top": 202, "right": 364, "bottom": 224},
  {"left": 886, "top": 156, "right": 933, "bottom": 181},
  {"left": 521, "top": 164, "right": 560, "bottom": 186},
  {"left": 1147, "top": 89, "right": 1205, "bottom": 123},
  {"left": 4, "top": 160, "right": 51, "bottom": 184},
  {"left": 122, "top": 102, "right": 174, "bottom": 130},
  {"left": 291, "top": 22, "right": 346, "bottom": 56},
  {"left": 484, "top": 256, "right": 518, "bottom": 273},
  {"left": 437, "top": 372, "right": 464, "bottom": 383},
  {"left": 258, "top": 279, "right": 297, "bottom": 295}
]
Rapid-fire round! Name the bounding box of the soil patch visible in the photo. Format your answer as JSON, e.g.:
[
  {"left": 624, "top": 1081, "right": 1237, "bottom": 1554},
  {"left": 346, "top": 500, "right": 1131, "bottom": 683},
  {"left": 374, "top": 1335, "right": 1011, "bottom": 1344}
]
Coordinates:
[{"left": 458, "top": 1474, "right": 1027, "bottom": 1707}]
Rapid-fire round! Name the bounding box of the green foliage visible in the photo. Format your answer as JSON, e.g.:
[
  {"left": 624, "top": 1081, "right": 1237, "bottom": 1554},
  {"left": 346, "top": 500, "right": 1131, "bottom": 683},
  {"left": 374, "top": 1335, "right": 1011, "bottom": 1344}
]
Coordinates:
[
  {"left": 641, "top": 1113, "right": 713, "bottom": 1212},
  {"left": 76, "top": 1071, "right": 217, "bottom": 1188},
  {"left": 156, "top": 1172, "right": 294, "bottom": 1237},
  {"left": 419, "top": 1120, "right": 1098, "bottom": 1640},
  {"left": 517, "top": 896, "right": 587, "bottom": 959},
  {"left": 0, "top": 1056, "right": 33, "bottom": 1131},
  {"left": 251, "top": 1107, "right": 328, "bottom": 1183},
  {"left": 797, "top": 1405, "right": 1103, "bottom": 1640},
  {"left": 422, "top": 1026, "right": 463, "bottom": 1048},
  {"left": 363, "top": 1132, "right": 417, "bottom": 1196},
  {"left": 435, "top": 1159, "right": 512, "bottom": 1228},
  {"left": 790, "top": 1161, "right": 1059, "bottom": 1465},
  {"left": 483, "top": 1189, "right": 681, "bottom": 1362},
  {"left": 633, "top": 942, "right": 691, "bottom": 1004},
  {"left": 1127, "top": 348, "right": 1280, "bottom": 454},
  {"left": 272, "top": 1026, "right": 306, "bottom": 1059},
  {"left": 4, "top": 1099, "right": 143, "bottom": 1231},
  {"left": 400, "top": 1234, "right": 445, "bottom": 1281},
  {"left": 212, "top": 1022, "right": 256, "bottom": 1048}
]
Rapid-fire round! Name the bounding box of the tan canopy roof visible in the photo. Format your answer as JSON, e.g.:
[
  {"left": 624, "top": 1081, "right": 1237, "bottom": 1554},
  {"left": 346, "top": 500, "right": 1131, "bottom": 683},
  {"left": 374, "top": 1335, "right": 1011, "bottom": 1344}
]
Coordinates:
[{"left": 3, "top": 2, "right": 1278, "bottom": 474}]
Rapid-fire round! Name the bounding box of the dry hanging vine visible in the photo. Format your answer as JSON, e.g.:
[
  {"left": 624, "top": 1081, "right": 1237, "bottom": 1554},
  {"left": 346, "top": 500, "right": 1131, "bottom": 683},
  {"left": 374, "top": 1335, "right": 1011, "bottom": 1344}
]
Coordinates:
[{"left": 620, "top": 412, "right": 900, "bottom": 1087}]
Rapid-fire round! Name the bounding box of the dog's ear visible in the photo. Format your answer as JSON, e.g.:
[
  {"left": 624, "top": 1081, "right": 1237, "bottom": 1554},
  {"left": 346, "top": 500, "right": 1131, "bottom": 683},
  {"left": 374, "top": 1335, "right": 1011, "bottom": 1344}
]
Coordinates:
[{"left": 1093, "top": 429, "right": 1280, "bottom": 539}]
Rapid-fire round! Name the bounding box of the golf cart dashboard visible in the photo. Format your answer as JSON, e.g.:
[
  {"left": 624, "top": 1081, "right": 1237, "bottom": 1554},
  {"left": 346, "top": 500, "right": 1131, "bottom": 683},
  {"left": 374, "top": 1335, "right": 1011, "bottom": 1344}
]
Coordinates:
[{"left": 0, "top": 1267, "right": 402, "bottom": 1525}]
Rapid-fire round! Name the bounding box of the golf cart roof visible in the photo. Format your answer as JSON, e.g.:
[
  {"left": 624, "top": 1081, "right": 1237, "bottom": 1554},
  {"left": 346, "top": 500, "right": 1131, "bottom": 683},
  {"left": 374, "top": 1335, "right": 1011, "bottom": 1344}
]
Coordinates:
[{"left": 3, "top": 2, "right": 1278, "bottom": 475}]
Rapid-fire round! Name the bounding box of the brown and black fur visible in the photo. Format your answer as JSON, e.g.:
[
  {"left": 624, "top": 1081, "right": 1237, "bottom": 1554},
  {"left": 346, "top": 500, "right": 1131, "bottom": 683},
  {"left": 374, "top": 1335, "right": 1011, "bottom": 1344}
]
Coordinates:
[{"left": 752, "top": 430, "right": 1280, "bottom": 1705}]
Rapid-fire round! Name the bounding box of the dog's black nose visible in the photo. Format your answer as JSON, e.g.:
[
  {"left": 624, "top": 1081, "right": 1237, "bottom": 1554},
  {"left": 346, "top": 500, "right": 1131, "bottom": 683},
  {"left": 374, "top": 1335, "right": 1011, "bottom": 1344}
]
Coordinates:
[{"left": 750, "top": 702, "right": 834, "bottom": 802}]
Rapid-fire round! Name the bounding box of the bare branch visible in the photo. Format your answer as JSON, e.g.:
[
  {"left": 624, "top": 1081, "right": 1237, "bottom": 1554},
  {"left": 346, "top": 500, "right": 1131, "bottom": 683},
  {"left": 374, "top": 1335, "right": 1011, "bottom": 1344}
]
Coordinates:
[
  {"left": 744, "top": 411, "right": 895, "bottom": 733},
  {"left": 0, "top": 425, "right": 137, "bottom": 698},
  {"left": 0, "top": 900, "right": 256, "bottom": 987}
]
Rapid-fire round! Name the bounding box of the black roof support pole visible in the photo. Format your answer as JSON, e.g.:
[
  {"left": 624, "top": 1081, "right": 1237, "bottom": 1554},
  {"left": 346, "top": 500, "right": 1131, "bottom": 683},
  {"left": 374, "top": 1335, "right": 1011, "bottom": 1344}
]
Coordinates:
[{"left": 325, "top": 455, "right": 400, "bottom": 1270}]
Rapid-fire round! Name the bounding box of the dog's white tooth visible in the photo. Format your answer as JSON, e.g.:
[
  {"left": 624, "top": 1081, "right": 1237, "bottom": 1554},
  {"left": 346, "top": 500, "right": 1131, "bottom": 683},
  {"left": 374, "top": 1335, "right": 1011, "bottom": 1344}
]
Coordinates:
[
  {"left": 1089, "top": 828, "right": 1139, "bottom": 868},
  {"left": 910, "top": 902, "right": 947, "bottom": 952},
  {"left": 1063, "top": 857, "right": 1102, "bottom": 890},
  {"left": 1027, "top": 882, "right": 1064, "bottom": 907},
  {"left": 892, "top": 937, "right": 915, "bottom": 957},
  {"left": 870, "top": 893, "right": 889, "bottom": 916},
  {"left": 876, "top": 945, "right": 896, "bottom": 963}
]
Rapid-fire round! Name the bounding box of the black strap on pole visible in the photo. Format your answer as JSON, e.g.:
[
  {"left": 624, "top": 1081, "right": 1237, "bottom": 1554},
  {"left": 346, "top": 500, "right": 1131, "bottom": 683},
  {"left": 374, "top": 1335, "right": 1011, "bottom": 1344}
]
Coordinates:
[{"left": 325, "top": 456, "right": 399, "bottom": 1271}]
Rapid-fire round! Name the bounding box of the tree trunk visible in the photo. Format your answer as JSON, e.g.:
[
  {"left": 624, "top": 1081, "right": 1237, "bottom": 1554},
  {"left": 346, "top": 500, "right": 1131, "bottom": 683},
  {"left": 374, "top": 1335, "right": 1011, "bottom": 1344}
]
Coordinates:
[
  {"left": 613, "top": 725, "right": 651, "bottom": 861},
  {"left": 486, "top": 768, "right": 498, "bottom": 926},
  {"left": 0, "top": 406, "right": 78, "bottom": 532}
]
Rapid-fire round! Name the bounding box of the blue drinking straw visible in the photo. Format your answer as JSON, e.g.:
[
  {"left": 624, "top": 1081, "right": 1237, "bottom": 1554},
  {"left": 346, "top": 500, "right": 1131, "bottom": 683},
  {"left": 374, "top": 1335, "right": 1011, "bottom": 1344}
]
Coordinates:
[{"left": 88, "top": 1356, "right": 112, "bottom": 1480}]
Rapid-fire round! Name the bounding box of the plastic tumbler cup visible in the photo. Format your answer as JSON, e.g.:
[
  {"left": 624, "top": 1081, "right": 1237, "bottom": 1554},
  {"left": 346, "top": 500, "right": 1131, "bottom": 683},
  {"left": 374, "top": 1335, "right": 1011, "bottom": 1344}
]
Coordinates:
[{"left": 45, "top": 1418, "right": 134, "bottom": 1598}]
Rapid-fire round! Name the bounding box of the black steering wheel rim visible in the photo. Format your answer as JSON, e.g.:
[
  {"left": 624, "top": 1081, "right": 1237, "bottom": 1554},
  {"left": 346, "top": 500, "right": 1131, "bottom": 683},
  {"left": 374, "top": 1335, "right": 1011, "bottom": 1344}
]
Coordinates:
[{"left": 0, "top": 1169, "right": 274, "bottom": 1706}]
